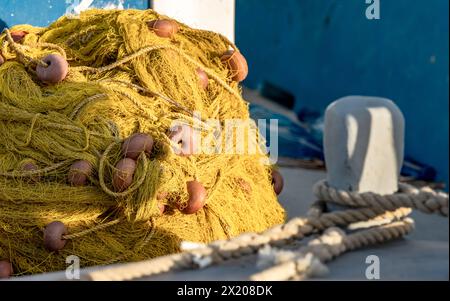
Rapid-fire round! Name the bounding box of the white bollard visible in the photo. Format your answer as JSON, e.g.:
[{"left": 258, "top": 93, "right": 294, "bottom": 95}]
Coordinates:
[{"left": 324, "top": 96, "right": 405, "bottom": 195}]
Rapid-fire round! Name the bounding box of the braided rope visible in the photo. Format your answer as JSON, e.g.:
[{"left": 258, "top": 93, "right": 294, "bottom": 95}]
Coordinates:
[
  {"left": 79, "top": 207, "right": 406, "bottom": 279},
  {"left": 87, "top": 253, "right": 192, "bottom": 281},
  {"left": 308, "top": 207, "right": 412, "bottom": 230},
  {"left": 81, "top": 180, "right": 447, "bottom": 281},
  {"left": 313, "top": 180, "right": 448, "bottom": 216},
  {"left": 250, "top": 218, "right": 414, "bottom": 280}
]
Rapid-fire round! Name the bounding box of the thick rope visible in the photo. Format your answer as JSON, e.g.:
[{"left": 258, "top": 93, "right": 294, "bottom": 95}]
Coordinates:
[
  {"left": 81, "top": 213, "right": 373, "bottom": 280},
  {"left": 313, "top": 180, "right": 448, "bottom": 216},
  {"left": 250, "top": 181, "right": 448, "bottom": 280},
  {"left": 87, "top": 253, "right": 192, "bottom": 281},
  {"left": 82, "top": 181, "right": 448, "bottom": 281},
  {"left": 250, "top": 218, "right": 414, "bottom": 280},
  {"left": 308, "top": 207, "right": 412, "bottom": 230}
]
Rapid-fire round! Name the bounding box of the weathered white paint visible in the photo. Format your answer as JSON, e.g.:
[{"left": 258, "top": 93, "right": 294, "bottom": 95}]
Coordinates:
[
  {"left": 324, "top": 96, "right": 405, "bottom": 195},
  {"left": 152, "top": 0, "right": 235, "bottom": 43},
  {"left": 65, "top": 0, "right": 125, "bottom": 16}
]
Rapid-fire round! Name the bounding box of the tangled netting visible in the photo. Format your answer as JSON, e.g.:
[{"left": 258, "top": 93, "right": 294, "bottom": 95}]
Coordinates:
[{"left": 0, "top": 9, "right": 285, "bottom": 275}]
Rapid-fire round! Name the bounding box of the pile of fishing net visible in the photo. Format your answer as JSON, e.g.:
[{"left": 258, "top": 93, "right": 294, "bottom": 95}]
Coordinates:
[{"left": 0, "top": 9, "right": 285, "bottom": 276}]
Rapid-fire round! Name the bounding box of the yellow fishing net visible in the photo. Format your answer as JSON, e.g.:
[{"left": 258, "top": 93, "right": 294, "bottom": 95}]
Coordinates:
[{"left": 0, "top": 9, "right": 285, "bottom": 275}]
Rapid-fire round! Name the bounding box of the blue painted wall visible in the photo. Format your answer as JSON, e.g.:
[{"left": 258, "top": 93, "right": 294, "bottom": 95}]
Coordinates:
[
  {"left": 0, "top": 0, "right": 148, "bottom": 27},
  {"left": 236, "top": 0, "right": 449, "bottom": 185}
]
